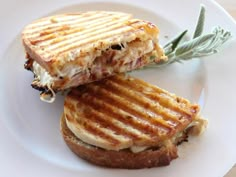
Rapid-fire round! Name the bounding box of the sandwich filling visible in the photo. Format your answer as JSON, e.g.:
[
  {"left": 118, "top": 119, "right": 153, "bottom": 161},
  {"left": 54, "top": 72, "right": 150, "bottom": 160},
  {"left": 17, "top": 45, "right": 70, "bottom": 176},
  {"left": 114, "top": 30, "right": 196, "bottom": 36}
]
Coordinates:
[
  {"left": 22, "top": 11, "right": 167, "bottom": 102},
  {"left": 27, "top": 38, "right": 165, "bottom": 102},
  {"left": 63, "top": 74, "right": 207, "bottom": 153},
  {"left": 65, "top": 114, "right": 207, "bottom": 153}
]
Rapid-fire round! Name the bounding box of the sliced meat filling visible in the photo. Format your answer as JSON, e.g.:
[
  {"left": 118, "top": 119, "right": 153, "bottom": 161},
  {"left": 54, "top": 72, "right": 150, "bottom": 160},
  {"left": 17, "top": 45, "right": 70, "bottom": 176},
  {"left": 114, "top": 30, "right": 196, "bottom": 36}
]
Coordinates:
[{"left": 27, "top": 39, "right": 164, "bottom": 102}]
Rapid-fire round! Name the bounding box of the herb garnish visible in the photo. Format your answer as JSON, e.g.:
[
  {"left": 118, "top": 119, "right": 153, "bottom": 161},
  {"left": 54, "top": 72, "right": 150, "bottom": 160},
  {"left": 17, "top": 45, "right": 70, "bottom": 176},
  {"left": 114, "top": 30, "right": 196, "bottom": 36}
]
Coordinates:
[{"left": 148, "top": 5, "right": 232, "bottom": 68}]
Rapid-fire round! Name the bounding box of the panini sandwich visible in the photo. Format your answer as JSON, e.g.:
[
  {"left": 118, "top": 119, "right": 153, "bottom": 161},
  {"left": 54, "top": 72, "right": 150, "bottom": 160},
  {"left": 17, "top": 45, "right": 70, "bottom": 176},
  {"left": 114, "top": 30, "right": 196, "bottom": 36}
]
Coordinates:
[
  {"left": 22, "top": 11, "right": 166, "bottom": 102},
  {"left": 61, "top": 74, "right": 207, "bottom": 168}
]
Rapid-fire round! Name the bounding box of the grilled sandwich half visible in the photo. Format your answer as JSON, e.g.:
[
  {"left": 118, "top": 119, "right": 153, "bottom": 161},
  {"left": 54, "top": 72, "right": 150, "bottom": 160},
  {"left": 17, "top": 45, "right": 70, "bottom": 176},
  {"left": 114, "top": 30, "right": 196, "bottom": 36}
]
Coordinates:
[
  {"left": 61, "top": 74, "right": 207, "bottom": 168},
  {"left": 22, "top": 11, "right": 166, "bottom": 102}
]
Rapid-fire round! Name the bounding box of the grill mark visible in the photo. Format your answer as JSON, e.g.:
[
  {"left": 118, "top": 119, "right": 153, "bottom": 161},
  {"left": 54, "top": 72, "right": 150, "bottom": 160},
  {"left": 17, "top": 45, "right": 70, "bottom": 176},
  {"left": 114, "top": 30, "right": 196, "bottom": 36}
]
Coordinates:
[
  {"left": 64, "top": 99, "right": 76, "bottom": 113},
  {"left": 64, "top": 74, "right": 200, "bottom": 149},
  {"left": 66, "top": 113, "right": 121, "bottom": 146},
  {"left": 115, "top": 75, "right": 190, "bottom": 105},
  {"left": 111, "top": 76, "right": 195, "bottom": 120},
  {"left": 27, "top": 12, "right": 129, "bottom": 32},
  {"left": 53, "top": 28, "right": 142, "bottom": 59},
  {"left": 39, "top": 25, "right": 71, "bottom": 36},
  {"left": 28, "top": 21, "right": 143, "bottom": 60},
  {"left": 46, "top": 20, "right": 143, "bottom": 55},
  {"left": 23, "top": 14, "right": 149, "bottom": 63},
  {"left": 148, "top": 94, "right": 196, "bottom": 123},
  {"left": 68, "top": 87, "right": 170, "bottom": 139},
  {"left": 29, "top": 33, "right": 57, "bottom": 45},
  {"left": 25, "top": 12, "right": 115, "bottom": 34},
  {"left": 28, "top": 14, "right": 130, "bottom": 44},
  {"left": 41, "top": 18, "right": 138, "bottom": 50},
  {"left": 98, "top": 80, "right": 183, "bottom": 127},
  {"left": 112, "top": 75, "right": 165, "bottom": 94},
  {"left": 68, "top": 96, "right": 149, "bottom": 142},
  {"left": 83, "top": 84, "right": 174, "bottom": 137},
  {"left": 26, "top": 15, "right": 81, "bottom": 30}
]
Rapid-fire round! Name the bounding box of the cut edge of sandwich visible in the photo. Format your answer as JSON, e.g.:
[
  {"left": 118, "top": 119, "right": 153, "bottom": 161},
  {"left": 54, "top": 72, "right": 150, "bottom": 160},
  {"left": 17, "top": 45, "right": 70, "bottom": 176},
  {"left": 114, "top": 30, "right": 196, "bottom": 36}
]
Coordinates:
[
  {"left": 60, "top": 114, "right": 207, "bottom": 169},
  {"left": 60, "top": 114, "right": 179, "bottom": 168},
  {"left": 28, "top": 39, "right": 165, "bottom": 102},
  {"left": 61, "top": 74, "right": 207, "bottom": 168},
  {"left": 22, "top": 11, "right": 167, "bottom": 102}
]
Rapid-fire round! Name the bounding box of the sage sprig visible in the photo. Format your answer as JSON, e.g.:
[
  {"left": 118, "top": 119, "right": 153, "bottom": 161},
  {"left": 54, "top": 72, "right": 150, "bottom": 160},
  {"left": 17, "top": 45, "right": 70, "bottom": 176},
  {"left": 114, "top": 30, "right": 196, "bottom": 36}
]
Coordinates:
[
  {"left": 147, "top": 5, "right": 232, "bottom": 68},
  {"left": 193, "top": 4, "right": 205, "bottom": 38}
]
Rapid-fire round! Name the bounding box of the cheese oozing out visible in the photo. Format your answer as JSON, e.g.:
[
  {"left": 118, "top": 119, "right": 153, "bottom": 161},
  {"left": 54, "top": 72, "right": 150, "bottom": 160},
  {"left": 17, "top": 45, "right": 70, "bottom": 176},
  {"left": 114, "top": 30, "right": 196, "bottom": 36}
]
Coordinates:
[
  {"left": 65, "top": 113, "right": 207, "bottom": 153},
  {"left": 32, "top": 39, "right": 159, "bottom": 103}
]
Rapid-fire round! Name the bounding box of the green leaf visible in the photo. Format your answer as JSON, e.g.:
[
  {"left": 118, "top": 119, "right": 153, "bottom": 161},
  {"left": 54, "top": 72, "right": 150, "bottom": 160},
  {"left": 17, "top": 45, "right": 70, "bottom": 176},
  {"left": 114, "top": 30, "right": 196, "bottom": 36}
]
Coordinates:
[
  {"left": 144, "top": 5, "right": 232, "bottom": 69},
  {"left": 193, "top": 5, "right": 206, "bottom": 38},
  {"left": 163, "top": 43, "right": 173, "bottom": 55},
  {"left": 164, "top": 30, "right": 188, "bottom": 53},
  {"left": 175, "top": 34, "right": 214, "bottom": 56},
  {"left": 149, "top": 55, "right": 156, "bottom": 60}
]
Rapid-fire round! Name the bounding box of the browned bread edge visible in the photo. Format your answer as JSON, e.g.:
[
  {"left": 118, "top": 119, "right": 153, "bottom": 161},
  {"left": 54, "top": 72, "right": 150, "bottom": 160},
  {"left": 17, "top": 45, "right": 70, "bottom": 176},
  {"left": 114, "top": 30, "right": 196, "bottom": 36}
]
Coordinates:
[{"left": 60, "top": 115, "right": 178, "bottom": 169}]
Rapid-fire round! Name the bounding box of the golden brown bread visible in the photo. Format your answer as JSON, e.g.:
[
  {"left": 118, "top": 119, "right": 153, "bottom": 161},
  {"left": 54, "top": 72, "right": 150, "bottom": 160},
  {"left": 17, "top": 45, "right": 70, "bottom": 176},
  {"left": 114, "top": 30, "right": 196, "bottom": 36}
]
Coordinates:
[
  {"left": 22, "top": 11, "right": 164, "bottom": 73},
  {"left": 64, "top": 74, "right": 201, "bottom": 151},
  {"left": 61, "top": 74, "right": 207, "bottom": 168},
  {"left": 60, "top": 114, "right": 178, "bottom": 169},
  {"left": 22, "top": 11, "right": 166, "bottom": 100}
]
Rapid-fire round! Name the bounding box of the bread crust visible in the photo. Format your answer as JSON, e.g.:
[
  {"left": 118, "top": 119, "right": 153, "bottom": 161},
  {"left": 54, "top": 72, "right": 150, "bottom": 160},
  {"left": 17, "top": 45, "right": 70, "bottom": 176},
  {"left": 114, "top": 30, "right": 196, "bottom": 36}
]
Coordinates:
[
  {"left": 64, "top": 74, "right": 200, "bottom": 151},
  {"left": 60, "top": 115, "right": 178, "bottom": 169},
  {"left": 22, "top": 11, "right": 163, "bottom": 77}
]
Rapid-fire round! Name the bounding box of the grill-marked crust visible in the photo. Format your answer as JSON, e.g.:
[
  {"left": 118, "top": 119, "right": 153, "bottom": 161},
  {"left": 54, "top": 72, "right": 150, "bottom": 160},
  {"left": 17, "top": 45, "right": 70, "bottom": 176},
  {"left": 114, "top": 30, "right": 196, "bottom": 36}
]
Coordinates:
[
  {"left": 64, "top": 74, "right": 200, "bottom": 151},
  {"left": 60, "top": 115, "right": 178, "bottom": 169},
  {"left": 22, "top": 11, "right": 165, "bottom": 77}
]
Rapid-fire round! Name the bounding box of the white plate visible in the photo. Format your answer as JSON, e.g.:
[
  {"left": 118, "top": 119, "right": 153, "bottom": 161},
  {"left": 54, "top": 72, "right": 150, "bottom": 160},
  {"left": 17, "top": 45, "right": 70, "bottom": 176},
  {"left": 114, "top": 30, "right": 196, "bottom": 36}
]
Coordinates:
[{"left": 0, "top": 0, "right": 236, "bottom": 176}]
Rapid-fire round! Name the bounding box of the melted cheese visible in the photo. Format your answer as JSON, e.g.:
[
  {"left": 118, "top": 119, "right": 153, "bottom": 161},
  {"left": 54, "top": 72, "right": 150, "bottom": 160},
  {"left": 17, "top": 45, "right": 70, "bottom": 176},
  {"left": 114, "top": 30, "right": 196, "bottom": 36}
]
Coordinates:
[
  {"left": 32, "top": 62, "right": 56, "bottom": 103},
  {"left": 32, "top": 39, "right": 156, "bottom": 94},
  {"left": 33, "top": 62, "right": 53, "bottom": 86},
  {"left": 187, "top": 117, "right": 208, "bottom": 136},
  {"left": 65, "top": 110, "right": 207, "bottom": 153},
  {"left": 130, "top": 146, "right": 148, "bottom": 153}
]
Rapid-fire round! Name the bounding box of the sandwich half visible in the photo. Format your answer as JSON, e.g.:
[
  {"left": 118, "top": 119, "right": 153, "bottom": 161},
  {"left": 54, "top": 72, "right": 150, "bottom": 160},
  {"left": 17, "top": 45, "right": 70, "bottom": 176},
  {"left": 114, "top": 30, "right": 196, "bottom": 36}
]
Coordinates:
[
  {"left": 22, "top": 11, "right": 166, "bottom": 102},
  {"left": 61, "top": 74, "right": 207, "bottom": 168}
]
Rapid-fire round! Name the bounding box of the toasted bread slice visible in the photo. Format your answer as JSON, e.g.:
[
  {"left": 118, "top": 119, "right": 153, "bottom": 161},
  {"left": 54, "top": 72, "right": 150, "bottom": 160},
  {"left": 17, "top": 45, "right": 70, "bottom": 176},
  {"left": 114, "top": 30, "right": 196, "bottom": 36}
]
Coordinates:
[
  {"left": 22, "top": 11, "right": 166, "bottom": 101},
  {"left": 62, "top": 74, "right": 207, "bottom": 168},
  {"left": 61, "top": 114, "right": 178, "bottom": 169},
  {"left": 64, "top": 74, "right": 206, "bottom": 151}
]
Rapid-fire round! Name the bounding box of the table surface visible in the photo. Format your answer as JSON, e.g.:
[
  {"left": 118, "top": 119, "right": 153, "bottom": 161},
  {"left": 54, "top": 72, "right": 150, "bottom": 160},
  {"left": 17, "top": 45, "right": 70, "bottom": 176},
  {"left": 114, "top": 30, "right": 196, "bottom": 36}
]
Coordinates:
[{"left": 214, "top": 1, "right": 236, "bottom": 176}]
